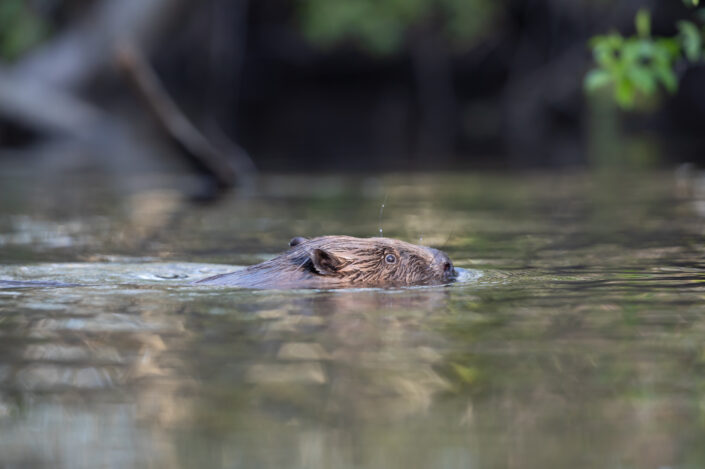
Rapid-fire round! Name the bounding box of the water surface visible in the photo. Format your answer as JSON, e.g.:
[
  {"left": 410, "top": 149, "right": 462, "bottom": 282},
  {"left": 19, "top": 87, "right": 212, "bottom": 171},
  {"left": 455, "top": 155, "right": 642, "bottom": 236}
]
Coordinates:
[{"left": 1, "top": 170, "right": 704, "bottom": 468}]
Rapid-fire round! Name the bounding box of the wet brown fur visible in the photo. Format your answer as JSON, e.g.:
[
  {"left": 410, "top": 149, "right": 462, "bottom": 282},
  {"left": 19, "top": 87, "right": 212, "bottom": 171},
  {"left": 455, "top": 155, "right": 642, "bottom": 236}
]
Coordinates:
[{"left": 194, "top": 236, "right": 457, "bottom": 289}]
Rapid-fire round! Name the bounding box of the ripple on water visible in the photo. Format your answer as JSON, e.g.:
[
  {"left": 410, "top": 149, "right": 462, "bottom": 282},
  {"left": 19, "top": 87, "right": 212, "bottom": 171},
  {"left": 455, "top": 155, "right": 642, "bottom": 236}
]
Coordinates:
[
  {"left": 0, "top": 262, "right": 492, "bottom": 292},
  {"left": 0, "top": 262, "right": 239, "bottom": 287},
  {"left": 2, "top": 171, "right": 705, "bottom": 468}
]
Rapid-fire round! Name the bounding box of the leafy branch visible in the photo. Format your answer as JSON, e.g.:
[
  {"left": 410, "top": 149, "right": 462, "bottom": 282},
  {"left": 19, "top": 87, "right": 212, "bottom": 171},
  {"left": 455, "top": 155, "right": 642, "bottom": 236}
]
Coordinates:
[
  {"left": 585, "top": 5, "right": 705, "bottom": 109},
  {"left": 297, "top": 0, "right": 498, "bottom": 54},
  {"left": 0, "top": 0, "right": 47, "bottom": 60}
]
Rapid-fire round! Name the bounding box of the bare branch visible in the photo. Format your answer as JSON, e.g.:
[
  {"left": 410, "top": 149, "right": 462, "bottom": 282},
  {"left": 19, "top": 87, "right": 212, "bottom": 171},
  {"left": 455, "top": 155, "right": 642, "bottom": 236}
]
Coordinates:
[{"left": 116, "top": 43, "right": 252, "bottom": 188}]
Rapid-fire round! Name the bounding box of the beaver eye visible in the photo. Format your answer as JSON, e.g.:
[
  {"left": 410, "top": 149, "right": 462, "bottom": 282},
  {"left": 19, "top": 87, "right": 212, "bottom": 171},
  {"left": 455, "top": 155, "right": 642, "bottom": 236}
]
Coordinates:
[{"left": 385, "top": 254, "right": 397, "bottom": 264}]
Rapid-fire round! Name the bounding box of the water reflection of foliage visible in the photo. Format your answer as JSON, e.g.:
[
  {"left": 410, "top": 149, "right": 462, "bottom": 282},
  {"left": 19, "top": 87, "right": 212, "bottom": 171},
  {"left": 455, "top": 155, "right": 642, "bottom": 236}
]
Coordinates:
[
  {"left": 0, "top": 286, "right": 192, "bottom": 467},
  {"left": 437, "top": 271, "right": 705, "bottom": 468},
  {"left": 182, "top": 290, "right": 454, "bottom": 427}
]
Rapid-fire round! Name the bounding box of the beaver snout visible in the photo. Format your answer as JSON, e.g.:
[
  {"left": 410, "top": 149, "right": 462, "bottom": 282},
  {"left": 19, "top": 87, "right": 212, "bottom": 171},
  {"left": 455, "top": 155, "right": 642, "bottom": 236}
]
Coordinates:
[
  {"left": 443, "top": 261, "right": 458, "bottom": 282},
  {"left": 433, "top": 252, "right": 457, "bottom": 283}
]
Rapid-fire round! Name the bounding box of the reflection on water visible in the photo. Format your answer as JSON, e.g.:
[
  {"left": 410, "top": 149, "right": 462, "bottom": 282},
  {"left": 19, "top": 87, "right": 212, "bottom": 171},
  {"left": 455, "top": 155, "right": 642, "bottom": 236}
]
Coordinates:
[{"left": 1, "top": 171, "right": 705, "bottom": 468}]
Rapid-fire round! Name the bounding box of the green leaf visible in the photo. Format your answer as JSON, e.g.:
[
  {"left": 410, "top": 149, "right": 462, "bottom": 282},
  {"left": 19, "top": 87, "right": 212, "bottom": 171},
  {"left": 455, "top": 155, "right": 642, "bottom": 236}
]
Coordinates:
[
  {"left": 615, "top": 78, "right": 636, "bottom": 108},
  {"left": 635, "top": 9, "right": 651, "bottom": 38},
  {"left": 584, "top": 68, "right": 613, "bottom": 92},
  {"left": 678, "top": 20, "right": 702, "bottom": 61},
  {"left": 621, "top": 39, "right": 654, "bottom": 65},
  {"left": 655, "top": 65, "right": 678, "bottom": 93},
  {"left": 627, "top": 66, "right": 657, "bottom": 95},
  {"left": 590, "top": 34, "right": 623, "bottom": 68},
  {"left": 634, "top": 39, "right": 655, "bottom": 58},
  {"left": 655, "top": 38, "right": 681, "bottom": 58},
  {"left": 0, "top": 0, "right": 47, "bottom": 60},
  {"left": 589, "top": 33, "right": 623, "bottom": 51}
]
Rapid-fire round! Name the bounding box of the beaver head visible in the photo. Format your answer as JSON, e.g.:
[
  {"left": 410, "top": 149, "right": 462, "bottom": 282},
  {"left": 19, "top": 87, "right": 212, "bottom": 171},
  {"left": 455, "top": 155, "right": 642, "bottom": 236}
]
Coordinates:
[
  {"left": 287, "top": 236, "right": 457, "bottom": 288},
  {"left": 195, "top": 235, "right": 458, "bottom": 289}
]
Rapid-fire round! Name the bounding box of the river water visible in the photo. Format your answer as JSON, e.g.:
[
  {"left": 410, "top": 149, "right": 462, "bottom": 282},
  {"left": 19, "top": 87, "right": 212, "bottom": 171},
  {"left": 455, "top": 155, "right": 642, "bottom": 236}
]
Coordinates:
[{"left": 0, "top": 170, "right": 704, "bottom": 468}]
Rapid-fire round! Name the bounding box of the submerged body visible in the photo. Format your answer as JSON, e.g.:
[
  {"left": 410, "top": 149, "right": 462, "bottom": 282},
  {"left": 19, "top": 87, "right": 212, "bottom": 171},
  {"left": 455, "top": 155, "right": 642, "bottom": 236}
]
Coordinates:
[{"left": 195, "top": 236, "right": 458, "bottom": 289}]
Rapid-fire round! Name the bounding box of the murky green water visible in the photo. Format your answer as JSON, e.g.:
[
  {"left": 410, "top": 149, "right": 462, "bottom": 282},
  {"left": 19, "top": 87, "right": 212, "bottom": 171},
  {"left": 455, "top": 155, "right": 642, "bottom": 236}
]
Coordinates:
[{"left": 1, "top": 170, "right": 704, "bottom": 468}]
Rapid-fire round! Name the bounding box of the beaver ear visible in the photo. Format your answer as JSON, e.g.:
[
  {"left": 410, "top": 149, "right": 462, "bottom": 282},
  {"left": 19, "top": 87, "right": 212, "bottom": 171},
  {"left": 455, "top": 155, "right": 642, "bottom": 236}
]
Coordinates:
[
  {"left": 289, "top": 237, "right": 308, "bottom": 247},
  {"left": 310, "top": 248, "right": 343, "bottom": 275}
]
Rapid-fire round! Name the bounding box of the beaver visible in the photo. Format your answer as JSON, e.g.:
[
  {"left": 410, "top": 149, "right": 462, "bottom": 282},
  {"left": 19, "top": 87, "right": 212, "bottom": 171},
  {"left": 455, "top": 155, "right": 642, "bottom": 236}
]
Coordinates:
[{"left": 194, "top": 235, "right": 457, "bottom": 289}]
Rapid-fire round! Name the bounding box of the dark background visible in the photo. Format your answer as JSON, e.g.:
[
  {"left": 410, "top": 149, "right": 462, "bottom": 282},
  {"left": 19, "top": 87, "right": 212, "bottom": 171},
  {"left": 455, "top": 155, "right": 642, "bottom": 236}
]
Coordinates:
[{"left": 1, "top": 0, "right": 703, "bottom": 177}]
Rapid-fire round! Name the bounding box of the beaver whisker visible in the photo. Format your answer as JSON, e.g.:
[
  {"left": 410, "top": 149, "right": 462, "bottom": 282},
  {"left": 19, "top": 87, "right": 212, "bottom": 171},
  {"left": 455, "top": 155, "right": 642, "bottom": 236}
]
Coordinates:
[{"left": 293, "top": 255, "right": 313, "bottom": 273}]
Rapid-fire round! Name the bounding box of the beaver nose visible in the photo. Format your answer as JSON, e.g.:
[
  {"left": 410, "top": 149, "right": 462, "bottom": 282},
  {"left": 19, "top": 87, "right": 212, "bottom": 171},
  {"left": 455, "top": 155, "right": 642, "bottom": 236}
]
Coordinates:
[
  {"left": 442, "top": 261, "right": 457, "bottom": 280},
  {"left": 434, "top": 252, "right": 457, "bottom": 281}
]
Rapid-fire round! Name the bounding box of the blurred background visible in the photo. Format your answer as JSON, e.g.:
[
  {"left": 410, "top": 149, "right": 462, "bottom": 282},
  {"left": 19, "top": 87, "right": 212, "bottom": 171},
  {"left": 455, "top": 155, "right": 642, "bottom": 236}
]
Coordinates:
[
  {"left": 4, "top": 3, "right": 705, "bottom": 468},
  {"left": 0, "top": 0, "right": 703, "bottom": 188}
]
